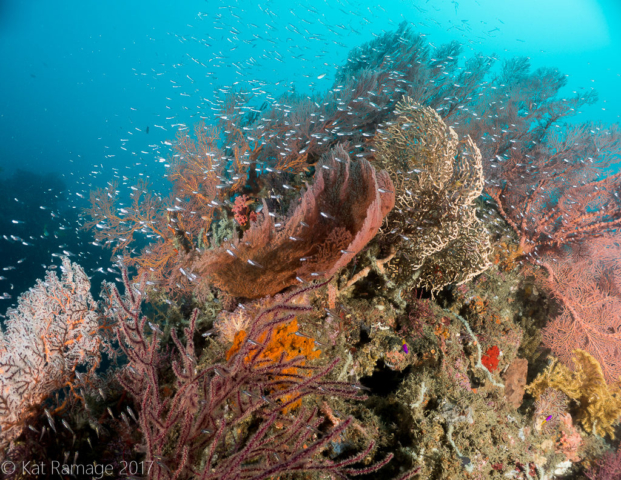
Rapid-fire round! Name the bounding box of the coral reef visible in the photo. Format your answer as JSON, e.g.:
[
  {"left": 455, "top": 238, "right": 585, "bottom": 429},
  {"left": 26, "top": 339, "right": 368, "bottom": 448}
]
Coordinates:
[
  {"left": 9, "top": 20, "right": 621, "bottom": 480},
  {"left": 586, "top": 446, "right": 621, "bottom": 480},
  {"left": 371, "top": 98, "right": 492, "bottom": 294},
  {"left": 527, "top": 350, "right": 621, "bottom": 438}
]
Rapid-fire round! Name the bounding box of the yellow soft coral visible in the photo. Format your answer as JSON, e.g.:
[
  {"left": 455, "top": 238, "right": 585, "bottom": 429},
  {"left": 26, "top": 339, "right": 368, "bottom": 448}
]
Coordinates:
[
  {"left": 226, "top": 319, "right": 320, "bottom": 412},
  {"left": 526, "top": 350, "right": 621, "bottom": 438}
]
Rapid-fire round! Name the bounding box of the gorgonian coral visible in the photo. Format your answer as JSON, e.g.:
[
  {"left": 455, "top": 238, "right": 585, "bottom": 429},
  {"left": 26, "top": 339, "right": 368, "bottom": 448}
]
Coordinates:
[
  {"left": 196, "top": 144, "right": 394, "bottom": 299},
  {"left": 0, "top": 258, "right": 111, "bottom": 452},
  {"left": 372, "top": 97, "right": 492, "bottom": 293}
]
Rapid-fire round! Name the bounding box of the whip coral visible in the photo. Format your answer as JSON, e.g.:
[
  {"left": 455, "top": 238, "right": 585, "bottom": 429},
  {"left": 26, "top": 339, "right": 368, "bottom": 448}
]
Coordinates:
[{"left": 111, "top": 275, "right": 410, "bottom": 479}]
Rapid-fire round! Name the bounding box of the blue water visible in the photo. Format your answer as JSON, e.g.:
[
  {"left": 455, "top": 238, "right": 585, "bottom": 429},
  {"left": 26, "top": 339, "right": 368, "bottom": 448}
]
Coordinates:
[
  {"left": 1, "top": 0, "right": 621, "bottom": 476},
  {"left": 1, "top": 0, "right": 620, "bottom": 182}
]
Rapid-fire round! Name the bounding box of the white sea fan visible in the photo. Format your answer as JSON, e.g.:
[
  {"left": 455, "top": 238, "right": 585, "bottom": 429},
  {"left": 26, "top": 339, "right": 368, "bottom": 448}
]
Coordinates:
[
  {"left": 0, "top": 258, "right": 103, "bottom": 451},
  {"left": 214, "top": 308, "right": 252, "bottom": 343}
]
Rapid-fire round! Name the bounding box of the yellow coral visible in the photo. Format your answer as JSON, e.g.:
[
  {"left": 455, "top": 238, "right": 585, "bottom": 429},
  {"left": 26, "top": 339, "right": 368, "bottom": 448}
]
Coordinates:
[{"left": 526, "top": 350, "right": 621, "bottom": 438}]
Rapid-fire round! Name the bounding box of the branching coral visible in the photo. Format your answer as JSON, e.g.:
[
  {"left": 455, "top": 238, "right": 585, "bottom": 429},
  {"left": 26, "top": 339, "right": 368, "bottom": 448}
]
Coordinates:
[
  {"left": 85, "top": 123, "right": 225, "bottom": 297},
  {"left": 536, "top": 235, "right": 621, "bottom": 383},
  {"left": 372, "top": 97, "right": 492, "bottom": 293},
  {"left": 527, "top": 350, "right": 621, "bottom": 438},
  {"left": 196, "top": 144, "right": 394, "bottom": 299},
  {"left": 111, "top": 274, "right": 410, "bottom": 480},
  {"left": 488, "top": 123, "right": 621, "bottom": 255},
  {"left": 0, "top": 258, "right": 112, "bottom": 451}
]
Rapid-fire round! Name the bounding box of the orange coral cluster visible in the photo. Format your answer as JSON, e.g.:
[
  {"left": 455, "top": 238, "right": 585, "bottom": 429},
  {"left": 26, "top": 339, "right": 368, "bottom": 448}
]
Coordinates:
[
  {"left": 227, "top": 319, "right": 320, "bottom": 412},
  {"left": 84, "top": 123, "right": 226, "bottom": 297},
  {"left": 493, "top": 242, "right": 523, "bottom": 271},
  {"left": 464, "top": 295, "right": 488, "bottom": 316},
  {"left": 433, "top": 323, "right": 450, "bottom": 341}
]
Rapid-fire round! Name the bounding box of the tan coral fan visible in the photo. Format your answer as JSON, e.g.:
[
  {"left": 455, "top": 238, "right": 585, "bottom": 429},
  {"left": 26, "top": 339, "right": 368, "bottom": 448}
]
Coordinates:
[{"left": 372, "top": 97, "right": 492, "bottom": 292}]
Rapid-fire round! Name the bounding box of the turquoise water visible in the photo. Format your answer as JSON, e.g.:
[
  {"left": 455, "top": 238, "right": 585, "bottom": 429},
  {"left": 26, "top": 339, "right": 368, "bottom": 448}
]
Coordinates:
[
  {"left": 1, "top": 1, "right": 621, "bottom": 478},
  {"left": 1, "top": 0, "right": 620, "bottom": 180}
]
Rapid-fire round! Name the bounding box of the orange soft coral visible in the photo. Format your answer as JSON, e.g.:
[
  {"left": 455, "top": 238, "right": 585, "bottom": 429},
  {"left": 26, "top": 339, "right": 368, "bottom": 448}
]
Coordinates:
[{"left": 227, "top": 319, "right": 320, "bottom": 412}]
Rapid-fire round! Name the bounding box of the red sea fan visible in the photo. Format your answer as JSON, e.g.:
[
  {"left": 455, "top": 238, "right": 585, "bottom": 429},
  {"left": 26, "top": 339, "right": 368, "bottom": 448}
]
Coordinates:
[{"left": 196, "top": 144, "right": 395, "bottom": 299}]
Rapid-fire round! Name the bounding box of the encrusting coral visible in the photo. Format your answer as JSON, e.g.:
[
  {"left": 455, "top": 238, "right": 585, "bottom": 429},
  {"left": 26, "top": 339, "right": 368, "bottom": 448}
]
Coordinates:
[
  {"left": 371, "top": 97, "right": 492, "bottom": 293},
  {"left": 527, "top": 349, "right": 621, "bottom": 438}
]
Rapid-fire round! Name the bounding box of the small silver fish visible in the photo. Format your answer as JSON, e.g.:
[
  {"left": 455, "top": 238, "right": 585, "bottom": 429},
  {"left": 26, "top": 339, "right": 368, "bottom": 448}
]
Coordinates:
[
  {"left": 62, "top": 419, "right": 74, "bottom": 435},
  {"left": 127, "top": 406, "right": 138, "bottom": 423}
]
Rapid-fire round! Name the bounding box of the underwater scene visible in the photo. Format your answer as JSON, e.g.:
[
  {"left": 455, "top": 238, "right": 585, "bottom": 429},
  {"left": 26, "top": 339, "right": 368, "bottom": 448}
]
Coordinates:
[{"left": 2, "top": 0, "right": 621, "bottom": 478}]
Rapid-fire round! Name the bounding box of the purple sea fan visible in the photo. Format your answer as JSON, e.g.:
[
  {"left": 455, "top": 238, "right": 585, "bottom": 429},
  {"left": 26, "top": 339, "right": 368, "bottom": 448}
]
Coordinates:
[
  {"left": 111, "top": 273, "right": 416, "bottom": 480},
  {"left": 196, "top": 143, "right": 395, "bottom": 299},
  {"left": 586, "top": 447, "right": 621, "bottom": 480}
]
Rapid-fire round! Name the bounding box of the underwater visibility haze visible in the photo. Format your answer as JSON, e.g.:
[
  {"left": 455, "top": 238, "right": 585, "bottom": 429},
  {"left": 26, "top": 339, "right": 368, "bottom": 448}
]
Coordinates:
[{"left": 2, "top": 0, "right": 621, "bottom": 478}]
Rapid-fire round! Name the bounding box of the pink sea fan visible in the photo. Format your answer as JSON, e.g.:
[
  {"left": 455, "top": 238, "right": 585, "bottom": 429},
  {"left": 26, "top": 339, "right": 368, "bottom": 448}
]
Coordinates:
[
  {"left": 197, "top": 144, "right": 395, "bottom": 298},
  {"left": 540, "top": 235, "right": 621, "bottom": 383},
  {"left": 586, "top": 447, "right": 621, "bottom": 480}
]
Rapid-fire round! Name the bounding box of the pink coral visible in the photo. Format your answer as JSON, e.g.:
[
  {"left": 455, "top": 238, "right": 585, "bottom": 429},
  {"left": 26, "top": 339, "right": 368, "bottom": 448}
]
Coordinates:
[
  {"left": 0, "top": 258, "right": 108, "bottom": 450},
  {"left": 540, "top": 235, "right": 621, "bottom": 382},
  {"left": 232, "top": 195, "right": 251, "bottom": 226},
  {"left": 556, "top": 413, "right": 582, "bottom": 462},
  {"left": 196, "top": 144, "right": 394, "bottom": 298},
  {"left": 486, "top": 117, "right": 621, "bottom": 255},
  {"left": 112, "top": 273, "right": 403, "bottom": 480},
  {"left": 442, "top": 356, "right": 472, "bottom": 392},
  {"left": 586, "top": 447, "right": 621, "bottom": 480}
]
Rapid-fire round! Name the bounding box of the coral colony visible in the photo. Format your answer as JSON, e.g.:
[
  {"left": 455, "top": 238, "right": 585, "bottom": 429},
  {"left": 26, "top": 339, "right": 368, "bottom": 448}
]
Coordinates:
[{"left": 4, "top": 21, "right": 621, "bottom": 480}]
